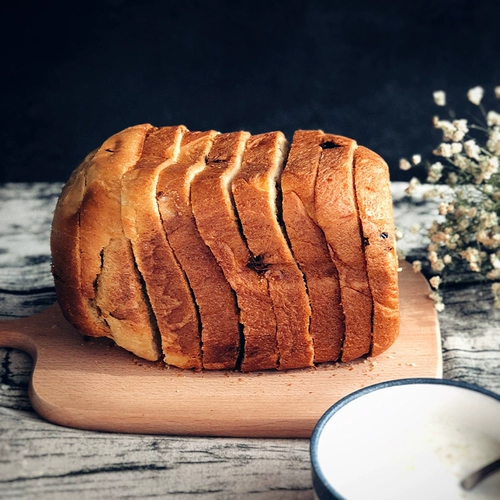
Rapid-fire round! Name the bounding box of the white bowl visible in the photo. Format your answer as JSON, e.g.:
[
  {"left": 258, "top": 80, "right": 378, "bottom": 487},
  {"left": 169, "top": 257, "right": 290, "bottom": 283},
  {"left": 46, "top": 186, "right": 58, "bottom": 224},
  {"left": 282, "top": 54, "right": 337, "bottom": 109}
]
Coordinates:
[{"left": 310, "top": 378, "right": 500, "bottom": 500}]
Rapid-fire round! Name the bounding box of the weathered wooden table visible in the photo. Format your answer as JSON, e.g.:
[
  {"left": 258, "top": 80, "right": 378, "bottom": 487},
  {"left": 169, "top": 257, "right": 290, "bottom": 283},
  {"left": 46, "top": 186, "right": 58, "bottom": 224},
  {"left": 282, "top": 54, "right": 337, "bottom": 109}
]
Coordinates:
[{"left": 1, "top": 182, "right": 499, "bottom": 499}]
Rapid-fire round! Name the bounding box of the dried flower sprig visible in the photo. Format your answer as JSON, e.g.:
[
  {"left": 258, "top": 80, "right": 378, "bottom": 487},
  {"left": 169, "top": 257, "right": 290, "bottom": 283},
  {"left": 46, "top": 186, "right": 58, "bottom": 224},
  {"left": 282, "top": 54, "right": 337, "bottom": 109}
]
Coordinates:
[{"left": 401, "top": 86, "right": 500, "bottom": 310}]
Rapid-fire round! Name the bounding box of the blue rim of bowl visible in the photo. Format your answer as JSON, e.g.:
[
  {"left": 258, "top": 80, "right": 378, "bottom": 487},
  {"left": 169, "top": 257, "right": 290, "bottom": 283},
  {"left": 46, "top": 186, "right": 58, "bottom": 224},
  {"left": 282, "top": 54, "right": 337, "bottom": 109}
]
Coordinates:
[{"left": 310, "top": 377, "right": 500, "bottom": 500}]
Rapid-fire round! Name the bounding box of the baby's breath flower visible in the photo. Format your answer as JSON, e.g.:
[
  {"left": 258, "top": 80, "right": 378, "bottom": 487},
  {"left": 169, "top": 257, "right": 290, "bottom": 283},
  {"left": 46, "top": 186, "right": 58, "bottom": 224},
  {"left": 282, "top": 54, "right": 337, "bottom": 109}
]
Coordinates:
[
  {"left": 453, "top": 119, "right": 468, "bottom": 135},
  {"left": 463, "top": 139, "right": 481, "bottom": 160},
  {"left": 467, "top": 86, "right": 484, "bottom": 106},
  {"left": 487, "top": 110, "right": 500, "bottom": 127},
  {"left": 429, "top": 291, "right": 445, "bottom": 311},
  {"left": 399, "top": 158, "right": 412, "bottom": 171},
  {"left": 433, "top": 143, "right": 453, "bottom": 157},
  {"left": 405, "top": 177, "right": 421, "bottom": 195},
  {"left": 434, "top": 301, "right": 445, "bottom": 312},
  {"left": 476, "top": 156, "right": 499, "bottom": 183},
  {"left": 411, "top": 154, "right": 422, "bottom": 165},
  {"left": 450, "top": 142, "right": 463, "bottom": 154},
  {"left": 412, "top": 260, "right": 422, "bottom": 273},
  {"left": 433, "top": 90, "right": 446, "bottom": 106},
  {"left": 405, "top": 86, "right": 500, "bottom": 309},
  {"left": 486, "top": 127, "right": 500, "bottom": 154},
  {"left": 429, "top": 276, "right": 442, "bottom": 289},
  {"left": 490, "top": 252, "right": 500, "bottom": 269},
  {"left": 427, "top": 162, "right": 444, "bottom": 182},
  {"left": 433, "top": 118, "right": 456, "bottom": 142},
  {"left": 489, "top": 269, "right": 500, "bottom": 281}
]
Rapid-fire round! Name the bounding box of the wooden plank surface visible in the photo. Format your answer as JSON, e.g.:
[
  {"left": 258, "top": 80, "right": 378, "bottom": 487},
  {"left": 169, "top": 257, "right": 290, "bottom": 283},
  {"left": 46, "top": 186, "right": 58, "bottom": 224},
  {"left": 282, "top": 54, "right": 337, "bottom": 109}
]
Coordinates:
[{"left": 0, "top": 260, "right": 441, "bottom": 438}]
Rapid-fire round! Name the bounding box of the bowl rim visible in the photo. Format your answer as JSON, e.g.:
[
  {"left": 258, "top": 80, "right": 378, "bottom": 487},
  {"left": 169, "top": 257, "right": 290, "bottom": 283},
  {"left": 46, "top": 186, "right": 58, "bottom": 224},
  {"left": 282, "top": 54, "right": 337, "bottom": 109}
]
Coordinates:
[{"left": 309, "top": 377, "right": 500, "bottom": 500}]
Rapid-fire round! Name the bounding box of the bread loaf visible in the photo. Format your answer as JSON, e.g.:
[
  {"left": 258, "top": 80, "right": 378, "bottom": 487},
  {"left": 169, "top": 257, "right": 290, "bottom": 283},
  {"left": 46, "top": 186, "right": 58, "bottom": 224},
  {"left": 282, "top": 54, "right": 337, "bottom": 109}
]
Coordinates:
[{"left": 51, "top": 124, "right": 400, "bottom": 371}]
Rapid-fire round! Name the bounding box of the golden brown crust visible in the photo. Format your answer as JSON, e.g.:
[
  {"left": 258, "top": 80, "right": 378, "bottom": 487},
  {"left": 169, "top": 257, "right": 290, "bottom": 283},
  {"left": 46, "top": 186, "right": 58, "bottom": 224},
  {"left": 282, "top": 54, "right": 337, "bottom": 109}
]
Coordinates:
[
  {"left": 157, "top": 131, "right": 241, "bottom": 370},
  {"left": 50, "top": 150, "right": 96, "bottom": 332},
  {"left": 191, "top": 131, "right": 279, "bottom": 372},
  {"left": 315, "top": 134, "right": 373, "bottom": 362},
  {"left": 120, "top": 125, "right": 204, "bottom": 369},
  {"left": 78, "top": 124, "right": 163, "bottom": 360},
  {"left": 233, "top": 132, "right": 314, "bottom": 370},
  {"left": 281, "top": 130, "right": 344, "bottom": 363},
  {"left": 353, "top": 146, "right": 400, "bottom": 356}
]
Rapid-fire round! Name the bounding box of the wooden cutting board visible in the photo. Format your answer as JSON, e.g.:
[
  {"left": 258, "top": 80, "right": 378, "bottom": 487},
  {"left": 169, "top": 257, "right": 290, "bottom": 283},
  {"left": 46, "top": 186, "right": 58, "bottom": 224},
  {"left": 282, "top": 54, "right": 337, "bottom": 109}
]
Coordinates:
[{"left": 0, "top": 260, "right": 441, "bottom": 438}]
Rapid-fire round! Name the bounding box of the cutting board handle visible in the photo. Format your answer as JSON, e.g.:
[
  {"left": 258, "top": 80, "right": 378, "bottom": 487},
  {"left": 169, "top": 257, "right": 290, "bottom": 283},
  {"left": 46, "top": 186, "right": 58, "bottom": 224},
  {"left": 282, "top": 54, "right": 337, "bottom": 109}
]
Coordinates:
[{"left": 0, "top": 303, "right": 60, "bottom": 358}]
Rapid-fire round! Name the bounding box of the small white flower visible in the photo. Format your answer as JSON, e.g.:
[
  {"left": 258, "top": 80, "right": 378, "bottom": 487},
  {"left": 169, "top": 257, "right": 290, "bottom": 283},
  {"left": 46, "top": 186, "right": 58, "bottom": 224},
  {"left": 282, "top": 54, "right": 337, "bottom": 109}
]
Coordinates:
[
  {"left": 405, "top": 177, "right": 421, "bottom": 195},
  {"left": 447, "top": 172, "right": 458, "bottom": 186},
  {"left": 433, "top": 143, "right": 453, "bottom": 157},
  {"left": 490, "top": 253, "right": 500, "bottom": 269},
  {"left": 427, "top": 162, "right": 444, "bottom": 182},
  {"left": 411, "top": 154, "right": 422, "bottom": 165},
  {"left": 439, "top": 202, "right": 451, "bottom": 215},
  {"left": 487, "top": 268, "right": 500, "bottom": 280},
  {"left": 477, "top": 156, "right": 499, "bottom": 183},
  {"left": 435, "top": 301, "right": 445, "bottom": 312},
  {"left": 487, "top": 127, "right": 500, "bottom": 154},
  {"left": 451, "top": 119, "right": 468, "bottom": 141},
  {"left": 487, "top": 110, "right": 500, "bottom": 126},
  {"left": 467, "top": 86, "right": 484, "bottom": 106},
  {"left": 433, "top": 90, "right": 446, "bottom": 106},
  {"left": 429, "top": 276, "right": 442, "bottom": 289},
  {"left": 495, "top": 86, "right": 500, "bottom": 98},
  {"left": 399, "top": 158, "right": 412, "bottom": 171},
  {"left": 433, "top": 119, "right": 456, "bottom": 141},
  {"left": 453, "top": 119, "right": 468, "bottom": 133},
  {"left": 450, "top": 142, "right": 463, "bottom": 154},
  {"left": 463, "top": 139, "right": 481, "bottom": 160},
  {"left": 412, "top": 260, "right": 422, "bottom": 273},
  {"left": 443, "top": 254, "right": 452, "bottom": 264}
]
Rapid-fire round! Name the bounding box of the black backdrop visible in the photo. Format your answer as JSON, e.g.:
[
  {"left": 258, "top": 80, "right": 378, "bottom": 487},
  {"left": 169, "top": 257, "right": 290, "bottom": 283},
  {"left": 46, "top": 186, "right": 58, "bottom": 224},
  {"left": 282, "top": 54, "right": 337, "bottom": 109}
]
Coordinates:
[{"left": 2, "top": 0, "right": 500, "bottom": 183}]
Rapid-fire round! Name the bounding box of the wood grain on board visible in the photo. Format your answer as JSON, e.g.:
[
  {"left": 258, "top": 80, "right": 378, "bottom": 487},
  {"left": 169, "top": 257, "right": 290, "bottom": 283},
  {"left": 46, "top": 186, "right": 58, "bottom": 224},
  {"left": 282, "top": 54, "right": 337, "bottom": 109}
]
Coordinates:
[{"left": 0, "top": 260, "right": 441, "bottom": 438}]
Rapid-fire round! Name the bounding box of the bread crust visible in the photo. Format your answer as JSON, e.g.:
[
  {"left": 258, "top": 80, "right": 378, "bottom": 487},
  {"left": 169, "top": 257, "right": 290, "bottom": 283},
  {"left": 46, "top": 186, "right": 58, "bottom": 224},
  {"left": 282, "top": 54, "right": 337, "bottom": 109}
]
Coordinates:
[
  {"left": 51, "top": 149, "right": 96, "bottom": 332},
  {"left": 315, "top": 134, "right": 373, "bottom": 362},
  {"left": 52, "top": 125, "right": 162, "bottom": 361},
  {"left": 156, "top": 131, "right": 241, "bottom": 370},
  {"left": 353, "top": 146, "right": 400, "bottom": 355},
  {"left": 191, "top": 131, "right": 280, "bottom": 372},
  {"left": 281, "top": 130, "right": 344, "bottom": 363},
  {"left": 232, "top": 132, "right": 314, "bottom": 370},
  {"left": 120, "top": 125, "right": 204, "bottom": 369},
  {"left": 78, "top": 124, "right": 163, "bottom": 360}
]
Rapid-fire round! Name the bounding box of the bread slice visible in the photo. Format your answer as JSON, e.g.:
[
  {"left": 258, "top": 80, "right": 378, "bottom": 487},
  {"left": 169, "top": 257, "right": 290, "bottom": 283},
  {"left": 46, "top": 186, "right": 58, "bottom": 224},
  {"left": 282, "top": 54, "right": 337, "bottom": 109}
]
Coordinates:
[
  {"left": 120, "top": 125, "right": 204, "bottom": 369},
  {"left": 50, "top": 149, "right": 98, "bottom": 333},
  {"left": 191, "top": 131, "right": 279, "bottom": 372},
  {"left": 353, "top": 146, "right": 400, "bottom": 355},
  {"left": 77, "top": 124, "right": 163, "bottom": 360},
  {"left": 52, "top": 124, "right": 161, "bottom": 361},
  {"left": 232, "top": 132, "right": 314, "bottom": 370},
  {"left": 156, "top": 131, "right": 241, "bottom": 370},
  {"left": 94, "top": 236, "right": 159, "bottom": 359},
  {"left": 315, "top": 134, "right": 373, "bottom": 362},
  {"left": 281, "top": 130, "right": 344, "bottom": 363}
]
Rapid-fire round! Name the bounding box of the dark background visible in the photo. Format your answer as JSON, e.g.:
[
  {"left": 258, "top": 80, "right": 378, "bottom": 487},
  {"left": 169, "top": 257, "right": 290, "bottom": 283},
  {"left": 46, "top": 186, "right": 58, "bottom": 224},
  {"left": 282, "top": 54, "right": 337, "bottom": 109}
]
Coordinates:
[{"left": 2, "top": 0, "right": 500, "bottom": 184}]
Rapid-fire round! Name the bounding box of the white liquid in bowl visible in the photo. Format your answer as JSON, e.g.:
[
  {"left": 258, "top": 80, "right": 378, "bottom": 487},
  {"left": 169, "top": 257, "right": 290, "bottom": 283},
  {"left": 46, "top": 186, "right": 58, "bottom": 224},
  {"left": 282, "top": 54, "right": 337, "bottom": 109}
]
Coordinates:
[{"left": 314, "top": 382, "right": 500, "bottom": 500}]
